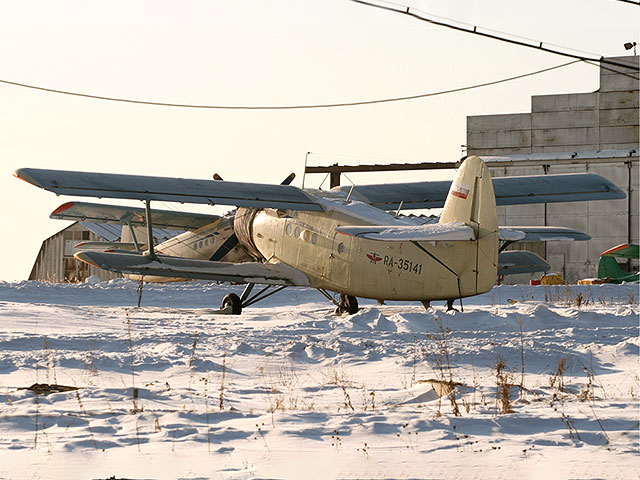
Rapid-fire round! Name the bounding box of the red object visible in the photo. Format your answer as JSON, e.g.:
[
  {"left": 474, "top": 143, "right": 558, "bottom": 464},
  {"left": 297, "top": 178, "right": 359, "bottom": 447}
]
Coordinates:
[
  {"left": 51, "top": 202, "right": 74, "bottom": 214},
  {"left": 530, "top": 279, "right": 541, "bottom": 285}
]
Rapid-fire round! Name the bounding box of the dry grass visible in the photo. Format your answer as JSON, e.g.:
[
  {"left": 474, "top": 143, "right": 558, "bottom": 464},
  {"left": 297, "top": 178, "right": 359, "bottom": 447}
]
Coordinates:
[{"left": 495, "top": 356, "right": 513, "bottom": 414}]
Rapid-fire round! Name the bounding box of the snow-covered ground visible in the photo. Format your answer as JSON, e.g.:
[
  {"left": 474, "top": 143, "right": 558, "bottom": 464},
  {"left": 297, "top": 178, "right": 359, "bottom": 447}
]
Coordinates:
[{"left": 0, "top": 279, "right": 638, "bottom": 479}]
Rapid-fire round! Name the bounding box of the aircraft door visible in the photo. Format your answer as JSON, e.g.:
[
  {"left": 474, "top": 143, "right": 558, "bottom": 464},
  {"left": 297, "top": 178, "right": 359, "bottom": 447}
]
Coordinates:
[{"left": 328, "top": 231, "right": 351, "bottom": 290}]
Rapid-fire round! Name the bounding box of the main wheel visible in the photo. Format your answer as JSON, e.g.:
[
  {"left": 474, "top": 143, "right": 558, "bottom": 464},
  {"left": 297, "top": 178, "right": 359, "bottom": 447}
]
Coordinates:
[
  {"left": 345, "top": 295, "right": 358, "bottom": 314},
  {"left": 336, "top": 294, "right": 359, "bottom": 315},
  {"left": 221, "top": 293, "right": 242, "bottom": 315}
]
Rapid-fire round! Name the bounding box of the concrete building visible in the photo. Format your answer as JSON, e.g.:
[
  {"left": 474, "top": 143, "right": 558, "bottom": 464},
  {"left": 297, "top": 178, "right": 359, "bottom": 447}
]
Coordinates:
[{"left": 467, "top": 55, "right": 638, "bottom": 282}]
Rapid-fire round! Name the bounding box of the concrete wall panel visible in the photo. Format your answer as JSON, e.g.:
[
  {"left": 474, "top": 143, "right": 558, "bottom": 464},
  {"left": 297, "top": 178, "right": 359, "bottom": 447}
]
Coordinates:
[
  {"left": 599, "top": 125, "right": 639, "bottom": 145},
  {"left": 599, "top": 108, "right": 640, "bottom": 127},
  {"left": 600, "top": 142, "right": 640, "bottom": 150},
  {"left": 531, "top": 93, "right": 597, "bottom": 113},
  {"left": 599, "top": 90, "right": 639, "bottom": 109},
  {"left": 467, "top": 113, "right": 531, "bottom": 132},
  {"left": 532, "top": 127, "right": 597, "bottom": 147},
  {"left": 588, "top": 163, "right": 629, "bottom": 186},
  {"left": 469, "top": 147, "right": 532, "bottom": 156},
  {"left": 532, "top": 110, "right": 598, "bottom": 129},
  {"left": 536, "top": 145, "right": 595, "bottom": 153},
  {"left": 468, "top": 130, "right": 531, "bottom": 149}
]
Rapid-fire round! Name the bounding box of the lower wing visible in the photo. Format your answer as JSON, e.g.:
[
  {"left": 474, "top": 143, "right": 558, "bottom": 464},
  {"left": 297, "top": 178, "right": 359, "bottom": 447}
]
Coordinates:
[{"left": 75, "top": 251, "right": 310, "bottom": 286}]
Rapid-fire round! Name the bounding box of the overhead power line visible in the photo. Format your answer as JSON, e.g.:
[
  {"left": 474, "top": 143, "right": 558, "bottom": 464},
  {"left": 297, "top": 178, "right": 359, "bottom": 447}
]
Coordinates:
[
  {"left": 350, "top": 0, "right": 640, "bottom": 74},
  {"left": 615, "top": 0, "right": 640, "bottom": 5},
  {"left": 0, "top": 60, "right": 587, "bottom": 110}
]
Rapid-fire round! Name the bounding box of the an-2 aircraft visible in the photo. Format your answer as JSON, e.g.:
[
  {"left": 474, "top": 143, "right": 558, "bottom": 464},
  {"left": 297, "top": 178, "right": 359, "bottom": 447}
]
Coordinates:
[{"left": 15, "top": 156, "right": 624, "bottom": 314}]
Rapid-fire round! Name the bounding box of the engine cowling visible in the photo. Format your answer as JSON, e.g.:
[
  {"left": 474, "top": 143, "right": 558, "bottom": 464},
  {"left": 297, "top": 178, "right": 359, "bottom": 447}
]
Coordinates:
[{"left": 233, "top": 207, "right": 264, "bottom": 260}]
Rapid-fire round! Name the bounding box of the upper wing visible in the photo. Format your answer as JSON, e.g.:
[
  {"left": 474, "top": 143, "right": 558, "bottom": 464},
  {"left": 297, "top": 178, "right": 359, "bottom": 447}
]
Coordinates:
[
  {"left": 75, "top": 251, "right": 310, "bottom": 285},
  {"left": 333, "top": 173, "right": 625, "bottom": 210},
  {"left": 15, "top": 168, "right": 324, "bottom": 212},
  {"left": 51, "top": 201, "right": 220, "bottom": 230},
  {"left": 336, "top": 222, "right": 476, "bottom": 242}
]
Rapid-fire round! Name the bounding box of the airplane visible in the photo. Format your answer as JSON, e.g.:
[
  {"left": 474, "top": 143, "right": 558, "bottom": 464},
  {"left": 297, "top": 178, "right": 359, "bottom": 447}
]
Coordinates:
[
  {"left": 597, "top": 244, "right": 639, "bottom": 284},
  {"left": 14, "top": 156, "right": 625, "bottom": 314}
]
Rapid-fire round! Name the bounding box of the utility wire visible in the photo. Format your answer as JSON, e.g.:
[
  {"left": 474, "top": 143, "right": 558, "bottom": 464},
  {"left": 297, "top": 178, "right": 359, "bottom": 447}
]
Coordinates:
[
  {"left": 350, "top": 0, "right": 640, "bottom": 73},
  {"left": 584, "top": 59, "right": 640, "bottom": 80},
  {"left": 0, "top": 60, "right": 586, "bottom": 110},
  {"left": 615, "top": 0, "right": 640, "bottom": 5}
]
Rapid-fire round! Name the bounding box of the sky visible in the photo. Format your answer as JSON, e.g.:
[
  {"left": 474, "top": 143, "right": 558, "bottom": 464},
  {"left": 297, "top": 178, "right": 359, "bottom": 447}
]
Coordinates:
[{"left": 1, "top": 0, "right": 638, "bottom": 281}]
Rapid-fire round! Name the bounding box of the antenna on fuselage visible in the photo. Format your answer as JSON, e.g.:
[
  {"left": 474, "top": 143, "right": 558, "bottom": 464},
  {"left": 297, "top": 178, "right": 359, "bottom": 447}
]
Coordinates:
[
  {"left": 302, "top": 152, "right": 310, "bottom": 189},
  {"left": 343, "top": 173, "right": 356, "bottom": 203}
]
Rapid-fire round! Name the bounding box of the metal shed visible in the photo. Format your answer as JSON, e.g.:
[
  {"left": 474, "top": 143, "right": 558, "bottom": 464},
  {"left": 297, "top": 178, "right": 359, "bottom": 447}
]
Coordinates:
[{"left": 29, "top": 222, "right": 181, "bottom": 283}]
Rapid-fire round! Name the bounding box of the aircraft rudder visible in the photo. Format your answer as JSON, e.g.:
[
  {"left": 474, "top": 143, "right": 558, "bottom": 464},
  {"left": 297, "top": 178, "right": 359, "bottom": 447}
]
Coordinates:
[
  {"left": 598, "top": 256, "right": 626, "bottom": 280},
  {"left": 440, "top": 156, "right": 498, "bottom": 295}
]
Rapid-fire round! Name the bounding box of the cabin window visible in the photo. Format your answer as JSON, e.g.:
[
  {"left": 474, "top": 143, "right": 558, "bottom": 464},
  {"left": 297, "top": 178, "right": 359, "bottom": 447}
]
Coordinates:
[
  {"left": 312, "top": 233, "right": 318, "bottom": 245},
  {"left": 294, "top": 227, "right": 301, "bottom": 239},
  {"left": 285, "top": 223, "right": 292, "bottom": 236},
  {"left": 337, "top": 242, "right": 345, "bottom": 255}
]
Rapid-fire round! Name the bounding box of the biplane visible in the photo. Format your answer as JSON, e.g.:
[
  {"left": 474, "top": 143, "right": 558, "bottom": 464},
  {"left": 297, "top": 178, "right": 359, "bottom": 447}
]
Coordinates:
[{"left": 15, "top": 156, "right": 624, "bottom": 313}]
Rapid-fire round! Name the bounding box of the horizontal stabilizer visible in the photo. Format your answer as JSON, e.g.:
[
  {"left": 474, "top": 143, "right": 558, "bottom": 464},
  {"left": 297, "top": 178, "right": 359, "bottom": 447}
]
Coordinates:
[
  {"left": 51, "top": 201, "right": 220, "bottom": 230},
  {"left": 498, "top": 250, "right": 550, "bottom": 276},
  {"left": 15, "top": 168, "right": 324, "bottom": 211},
  {"left": 600, "top": 243, "right": 639, "bottom": 259},
  {"left": 333, "top": 173, "right": 625, "bottom": 210},
  {"left": 336, "top": 222, "right": 476, "bottom": 242},
  {"left": 498, "top": 226, "right": 590, "bottom": 243},
  {"left": 74, "top": 241, "right": 138, "bottom": 251},
  {"left": 74, "top": 251, "right": 310, "bottom": 286}
]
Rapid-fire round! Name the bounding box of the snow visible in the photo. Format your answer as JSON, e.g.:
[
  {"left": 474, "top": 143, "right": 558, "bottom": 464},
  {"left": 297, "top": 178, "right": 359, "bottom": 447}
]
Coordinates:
[
  {"left": 0, "top": 279, "right": 638, "bottom": 479},
  {"left": 337, "top": 222, "right": 476, "bottom": 241}
]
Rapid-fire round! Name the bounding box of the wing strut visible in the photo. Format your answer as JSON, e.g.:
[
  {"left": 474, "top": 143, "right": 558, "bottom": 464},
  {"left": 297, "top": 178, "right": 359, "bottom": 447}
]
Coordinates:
[
  {"left": 126, "top": 219, "right": 142, "bottom": 253},
  {"left": 241, "top": 285, "right": 288, "bottom": 308},
  {"left": 411, "top": 241, "right": 463, "bottom": 312},
  {"left": 144, "top": 200, "right": 157, "bottom": 260}
]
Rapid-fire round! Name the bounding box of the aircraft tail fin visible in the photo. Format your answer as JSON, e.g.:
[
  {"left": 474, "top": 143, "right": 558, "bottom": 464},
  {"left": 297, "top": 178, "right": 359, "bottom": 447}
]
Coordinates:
[
  {"left": 440, "top": 156, "right": 498, "bottom": 294},
  {"left": 597, "top": 256, "right": 626, "bottom": 280}
]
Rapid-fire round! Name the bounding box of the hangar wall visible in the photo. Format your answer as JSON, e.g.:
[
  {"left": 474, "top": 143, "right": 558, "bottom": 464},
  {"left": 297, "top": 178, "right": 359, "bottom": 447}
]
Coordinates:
[
  {"left": 29, "top": 223, "right": 121, "bottom": 283},
  {"left": 467, "top": 55, "right": 639, "bottom": 282}
]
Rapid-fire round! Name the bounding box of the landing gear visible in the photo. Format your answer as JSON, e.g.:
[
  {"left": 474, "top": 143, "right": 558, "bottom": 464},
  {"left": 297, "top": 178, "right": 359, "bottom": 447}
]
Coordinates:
[
  {"left": 218, "top": 284, "right": 289, "bottom": 315},
  {"left": 221, "top": 293, "right": 242, "bottom": 315},
  {"left": 316, "top": 289, "right": 360, "bottom": 315},
  {"left": 336, "top": 294, "right": 359, "bottom": 315},
  {"left": 446, "top": 298, "right": 463, "bottom": 312}
]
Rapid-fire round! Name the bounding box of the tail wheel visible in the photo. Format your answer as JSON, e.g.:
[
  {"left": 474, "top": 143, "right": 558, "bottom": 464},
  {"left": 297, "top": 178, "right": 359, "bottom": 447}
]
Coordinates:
[{"left": 221, "top": 293, "right": 242, "bottom": 315}]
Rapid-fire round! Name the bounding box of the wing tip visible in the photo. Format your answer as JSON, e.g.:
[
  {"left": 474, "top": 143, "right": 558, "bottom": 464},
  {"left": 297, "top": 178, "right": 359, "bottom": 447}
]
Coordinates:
[{"left": 51, "top": 202, "right": 75, "bottom": 215}]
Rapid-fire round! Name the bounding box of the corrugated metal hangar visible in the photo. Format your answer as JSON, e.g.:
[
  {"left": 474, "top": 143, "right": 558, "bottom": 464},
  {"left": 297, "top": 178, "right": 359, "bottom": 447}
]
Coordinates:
[
  {"left": 467, "top": 55, "right": 638, "bottom": 282},
  {"left": 29, "top": 222, "right": 179, "bottom": 283},
  {"left": 29, "top": 222, "right": 122, "bottom": 282}
]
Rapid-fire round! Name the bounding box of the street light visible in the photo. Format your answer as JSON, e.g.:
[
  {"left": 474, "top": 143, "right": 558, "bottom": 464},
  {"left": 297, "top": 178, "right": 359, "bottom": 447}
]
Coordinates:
[{"left": 624, "top": 42, "right": 636, "bottom": 55}]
